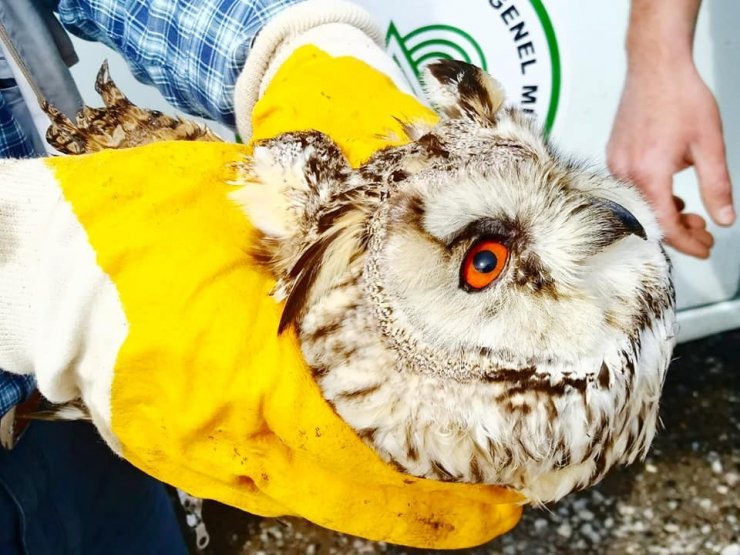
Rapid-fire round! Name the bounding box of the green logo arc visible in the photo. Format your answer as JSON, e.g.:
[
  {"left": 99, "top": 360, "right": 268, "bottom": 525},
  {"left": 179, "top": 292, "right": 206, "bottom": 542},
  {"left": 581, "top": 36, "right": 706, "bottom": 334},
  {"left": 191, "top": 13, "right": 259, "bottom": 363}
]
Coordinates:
[
  {"left": 386, "top": 23, "right": 488, "bottom": 78},
  {"left": 529, "top": 0, "right": 561, "bottom": 132}
]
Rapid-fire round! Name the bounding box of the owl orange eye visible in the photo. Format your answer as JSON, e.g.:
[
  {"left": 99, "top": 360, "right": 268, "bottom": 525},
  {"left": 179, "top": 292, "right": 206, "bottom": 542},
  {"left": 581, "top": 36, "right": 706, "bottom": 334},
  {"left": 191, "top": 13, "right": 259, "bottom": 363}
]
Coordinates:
[{"left": 461, "top": 240, "right": 509, "bottom": 290}]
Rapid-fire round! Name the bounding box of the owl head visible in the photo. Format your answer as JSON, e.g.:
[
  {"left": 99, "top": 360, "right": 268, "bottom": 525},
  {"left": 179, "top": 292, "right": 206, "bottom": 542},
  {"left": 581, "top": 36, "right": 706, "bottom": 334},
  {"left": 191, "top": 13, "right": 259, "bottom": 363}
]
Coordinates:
[{"left": 360, "top": 60, "right": 674, "bottom": 379}]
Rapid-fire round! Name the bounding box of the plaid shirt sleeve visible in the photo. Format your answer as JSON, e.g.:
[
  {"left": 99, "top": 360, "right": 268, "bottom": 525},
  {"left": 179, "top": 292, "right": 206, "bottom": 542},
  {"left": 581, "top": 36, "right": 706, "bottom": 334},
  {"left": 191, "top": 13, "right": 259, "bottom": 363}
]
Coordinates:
[
  {"left": 0, "top": 371, "right": 36, "bottom": 418},
  {"left": 57, "top": 0, "right": 303, "bottom": 127},
  {"left": 0, "top": 93, "right": 37, "bottom": 158}
]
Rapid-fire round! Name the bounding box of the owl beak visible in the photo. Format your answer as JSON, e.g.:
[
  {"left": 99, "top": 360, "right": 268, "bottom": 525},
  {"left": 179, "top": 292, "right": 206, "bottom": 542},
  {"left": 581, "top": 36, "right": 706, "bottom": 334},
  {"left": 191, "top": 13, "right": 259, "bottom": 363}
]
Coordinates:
[{"left": 592, "top": 197, "right": 647, "bottom": 247}]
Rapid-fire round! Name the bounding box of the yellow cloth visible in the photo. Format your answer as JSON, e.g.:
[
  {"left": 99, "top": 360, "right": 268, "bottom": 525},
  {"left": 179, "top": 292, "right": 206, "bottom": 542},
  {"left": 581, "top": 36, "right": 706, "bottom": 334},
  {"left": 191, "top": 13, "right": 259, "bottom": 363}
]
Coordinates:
[{"left": 47, "top": 45, "right": 523, "bottom": 548}]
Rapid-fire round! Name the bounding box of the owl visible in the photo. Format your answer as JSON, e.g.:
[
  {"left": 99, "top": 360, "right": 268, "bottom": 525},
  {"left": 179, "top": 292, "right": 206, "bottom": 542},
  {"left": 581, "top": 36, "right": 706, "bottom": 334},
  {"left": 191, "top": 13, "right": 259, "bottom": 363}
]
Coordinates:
[
  {"left": 41, "top": 59, "right": 675, "bottom": 505},
  {"left": 232, "top": 59, "right": 676, "bottom": 504}
]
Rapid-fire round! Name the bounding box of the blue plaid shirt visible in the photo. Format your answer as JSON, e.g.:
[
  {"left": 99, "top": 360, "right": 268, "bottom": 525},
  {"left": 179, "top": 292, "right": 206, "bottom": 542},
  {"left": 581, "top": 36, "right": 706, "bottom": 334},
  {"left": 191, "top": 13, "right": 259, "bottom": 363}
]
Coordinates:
[
  {"left": 0, "top": 0, "right": 302, "bottom": 418},
  {"left": 58, "top": 0, "right": 301, "bottom": 126},
  {"left": 0, "top": 93, "right": 36, "bottom": 159},
  {"left": 0, "top": 374, "right": 36, "bottom": 418}
]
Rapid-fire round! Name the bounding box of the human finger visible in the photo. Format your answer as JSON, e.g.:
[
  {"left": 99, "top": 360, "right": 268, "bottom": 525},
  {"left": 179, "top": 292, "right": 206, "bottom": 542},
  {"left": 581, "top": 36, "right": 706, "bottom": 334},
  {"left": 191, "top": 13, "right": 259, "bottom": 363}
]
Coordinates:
[
  {"left": 679, "top": 212, "right": 706, "bottom": 231},
  {"left": 664, "top": 228, "right": 712, "bottom": 258},
  {"left": 635, "top": 170, "right": 713, "bottom": 257},
  {"left": 691, "top": 131, "right": 735, "bottom": 227},
  {"left": 678, "top": 218, "right": 714, "bottom": 249}
]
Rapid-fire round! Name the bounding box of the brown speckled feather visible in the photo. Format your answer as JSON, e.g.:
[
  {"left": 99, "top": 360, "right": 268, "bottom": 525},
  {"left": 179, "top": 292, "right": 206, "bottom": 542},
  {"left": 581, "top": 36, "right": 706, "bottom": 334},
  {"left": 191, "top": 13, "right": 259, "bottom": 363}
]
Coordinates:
[{"left": 44, "top": 61, "right": 222, "bottom": 154}]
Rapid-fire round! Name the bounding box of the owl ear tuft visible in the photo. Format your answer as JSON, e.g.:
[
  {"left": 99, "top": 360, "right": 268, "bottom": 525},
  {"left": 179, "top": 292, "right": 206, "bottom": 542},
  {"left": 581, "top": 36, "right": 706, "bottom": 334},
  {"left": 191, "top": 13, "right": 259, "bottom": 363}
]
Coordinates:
[{"left": 422, "top": 60, "right": 506, "bottom": 124}]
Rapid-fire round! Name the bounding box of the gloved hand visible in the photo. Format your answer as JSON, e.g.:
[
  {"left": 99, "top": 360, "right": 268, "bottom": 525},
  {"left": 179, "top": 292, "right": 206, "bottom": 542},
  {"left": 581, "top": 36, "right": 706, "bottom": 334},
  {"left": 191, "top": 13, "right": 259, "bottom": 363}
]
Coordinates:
[{"left": 0, "top": 0, "right": 523, "bottom": 548}]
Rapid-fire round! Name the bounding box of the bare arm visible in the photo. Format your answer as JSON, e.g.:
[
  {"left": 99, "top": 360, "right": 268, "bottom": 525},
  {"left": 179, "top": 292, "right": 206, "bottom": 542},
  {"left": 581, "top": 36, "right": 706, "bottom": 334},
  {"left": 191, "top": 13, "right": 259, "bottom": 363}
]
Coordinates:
[{"left": 607, "top": 0, "right": 734, "bottom": 258}]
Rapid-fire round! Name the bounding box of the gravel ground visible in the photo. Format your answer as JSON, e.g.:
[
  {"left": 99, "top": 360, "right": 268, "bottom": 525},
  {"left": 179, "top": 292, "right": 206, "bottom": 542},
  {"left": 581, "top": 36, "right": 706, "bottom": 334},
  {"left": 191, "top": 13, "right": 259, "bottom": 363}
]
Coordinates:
[{"left": 192, "top": 328, "right": 740, "bottom": 555}]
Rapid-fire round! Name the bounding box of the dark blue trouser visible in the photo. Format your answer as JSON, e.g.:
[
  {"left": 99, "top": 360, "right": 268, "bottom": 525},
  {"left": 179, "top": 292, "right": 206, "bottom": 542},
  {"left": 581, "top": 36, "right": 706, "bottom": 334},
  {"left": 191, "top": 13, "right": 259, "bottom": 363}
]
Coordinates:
[{"left": 0, "top": 420, "right": 187, "bottom": 554}]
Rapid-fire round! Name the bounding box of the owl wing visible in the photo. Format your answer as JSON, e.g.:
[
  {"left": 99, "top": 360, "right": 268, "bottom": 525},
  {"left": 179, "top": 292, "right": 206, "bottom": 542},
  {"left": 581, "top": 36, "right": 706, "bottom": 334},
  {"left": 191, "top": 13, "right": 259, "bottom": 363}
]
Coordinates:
[{"left": 44, "top": 61, "right": 222, "bottom": 154}]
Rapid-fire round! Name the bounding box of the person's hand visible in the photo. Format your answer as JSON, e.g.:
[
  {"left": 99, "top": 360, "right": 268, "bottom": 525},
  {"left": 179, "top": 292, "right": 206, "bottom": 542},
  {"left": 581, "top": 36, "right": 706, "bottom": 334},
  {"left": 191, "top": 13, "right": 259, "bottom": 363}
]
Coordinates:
[{"left": 608, "top": 59, "right": 734, "bottom": 259}]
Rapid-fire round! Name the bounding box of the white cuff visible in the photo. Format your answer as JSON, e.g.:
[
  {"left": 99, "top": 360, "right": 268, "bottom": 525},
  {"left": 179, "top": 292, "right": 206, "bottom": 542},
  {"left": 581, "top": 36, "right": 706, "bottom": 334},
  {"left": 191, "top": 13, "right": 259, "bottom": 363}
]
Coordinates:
[
  {"left": 0, "top": 159, "right": 125, "bottom": 449},
  {"left": 0, "top": 159, "right": 54, "bottom": 376},
  {"left": 233, "top": 0, "right": 384, "bottom": 142}
]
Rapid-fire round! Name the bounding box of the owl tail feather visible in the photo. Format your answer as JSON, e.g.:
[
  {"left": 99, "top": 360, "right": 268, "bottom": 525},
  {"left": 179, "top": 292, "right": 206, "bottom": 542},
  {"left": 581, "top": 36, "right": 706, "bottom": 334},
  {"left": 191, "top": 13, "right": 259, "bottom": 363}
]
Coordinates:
[{"left": 21, "top": 399, "right": 91, "bottom": 422}]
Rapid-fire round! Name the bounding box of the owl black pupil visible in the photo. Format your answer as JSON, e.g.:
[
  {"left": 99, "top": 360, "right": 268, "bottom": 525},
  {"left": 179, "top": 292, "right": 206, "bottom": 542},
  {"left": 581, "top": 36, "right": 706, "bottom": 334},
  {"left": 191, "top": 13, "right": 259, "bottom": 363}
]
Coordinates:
[{"left": 473, "top": 250, "right": 497, "bottom": 273}]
